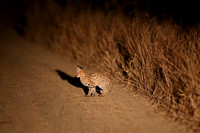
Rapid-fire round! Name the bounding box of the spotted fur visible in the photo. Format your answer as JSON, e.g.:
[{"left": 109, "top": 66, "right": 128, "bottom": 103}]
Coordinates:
[{"left": 76, "top": 66, "right": 112, "bottom": 97}]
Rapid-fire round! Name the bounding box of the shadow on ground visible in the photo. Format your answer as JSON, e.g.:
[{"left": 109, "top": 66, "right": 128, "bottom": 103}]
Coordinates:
[
  {"left": 55, "top": 69, "right": 88, "bottom": 95},
  {"left": 55, "top": 69, "right": 102, "bottom": 96}
]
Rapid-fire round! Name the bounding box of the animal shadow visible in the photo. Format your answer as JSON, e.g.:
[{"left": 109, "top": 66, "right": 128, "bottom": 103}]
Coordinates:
[{"left": 55, "top": 69, "right": 88, "bottom": 95}]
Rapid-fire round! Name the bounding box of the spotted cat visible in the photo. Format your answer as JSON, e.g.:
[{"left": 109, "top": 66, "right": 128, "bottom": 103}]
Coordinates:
[{"left": 76, "top": 66, "right": 112, "bottom": 97}]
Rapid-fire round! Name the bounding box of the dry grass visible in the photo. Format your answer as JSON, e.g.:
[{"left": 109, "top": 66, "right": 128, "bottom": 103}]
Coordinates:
[{"left": 25, "top": 1, "right": 200, "bottom": 132}]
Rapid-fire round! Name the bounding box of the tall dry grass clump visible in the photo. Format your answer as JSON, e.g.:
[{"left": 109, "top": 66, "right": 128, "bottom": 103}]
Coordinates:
[{"left": 25, "top": 1, "right": 200, "bottom": 132}]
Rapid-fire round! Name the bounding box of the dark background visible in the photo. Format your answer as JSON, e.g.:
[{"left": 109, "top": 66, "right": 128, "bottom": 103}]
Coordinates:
[{"left": 1, "top": 0, "right": 200, "bottom": 26}]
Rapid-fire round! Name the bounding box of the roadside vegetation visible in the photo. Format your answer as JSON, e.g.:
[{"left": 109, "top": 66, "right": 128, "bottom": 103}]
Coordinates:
[{"left": 24, "top": 0, "right": 200, "bottom": 132}]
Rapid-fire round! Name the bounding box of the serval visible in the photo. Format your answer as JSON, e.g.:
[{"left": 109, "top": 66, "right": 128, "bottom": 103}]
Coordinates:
[{"left": 76, "top": 66, "right": 112, "bottom": 97}]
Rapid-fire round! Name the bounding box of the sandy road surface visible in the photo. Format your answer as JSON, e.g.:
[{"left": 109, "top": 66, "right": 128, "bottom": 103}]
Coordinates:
[{"left": 0, "top": 26, "right": 187, "bottom": 133}]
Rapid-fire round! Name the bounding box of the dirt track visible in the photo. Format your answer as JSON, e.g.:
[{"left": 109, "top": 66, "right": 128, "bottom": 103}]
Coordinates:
[{"left": 0, "top": 21, "right": 188, "bottom": 133}]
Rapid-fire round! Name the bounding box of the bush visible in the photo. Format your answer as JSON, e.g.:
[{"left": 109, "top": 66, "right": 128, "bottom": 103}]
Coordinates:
[{"left": 25, "top": 1, "right": 200, "bottom": 132}]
